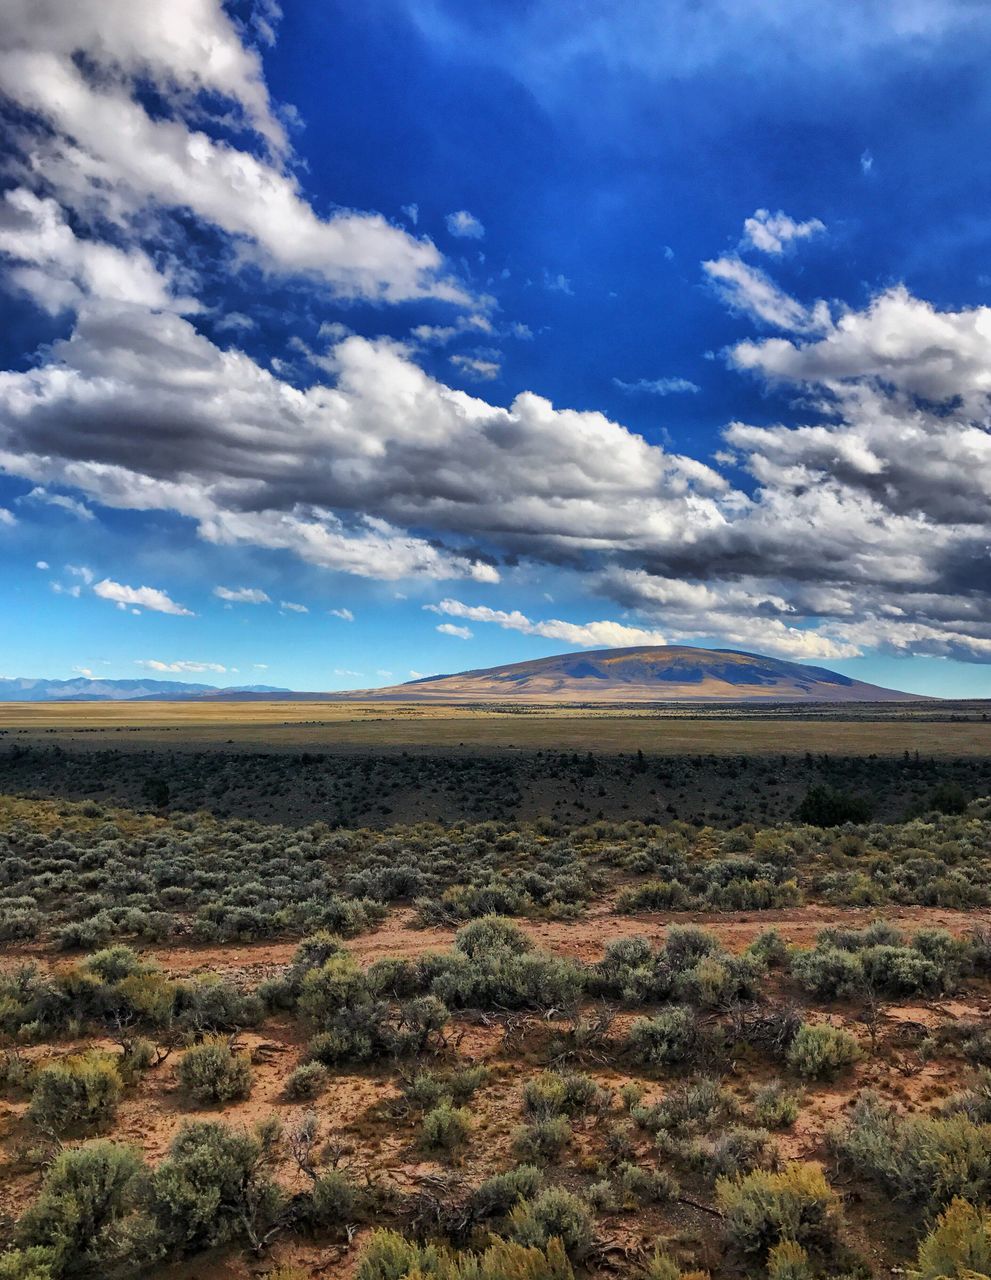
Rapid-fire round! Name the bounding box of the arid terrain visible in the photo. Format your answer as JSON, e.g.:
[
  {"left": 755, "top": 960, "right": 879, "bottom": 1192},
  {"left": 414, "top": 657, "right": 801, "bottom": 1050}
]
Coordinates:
[{"left": 3, "top": 713, "right": 991, "bottom": 1280}]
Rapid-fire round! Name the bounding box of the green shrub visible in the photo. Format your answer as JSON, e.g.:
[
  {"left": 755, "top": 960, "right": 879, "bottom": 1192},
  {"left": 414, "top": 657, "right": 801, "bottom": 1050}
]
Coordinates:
[
  {"left": 144, "top": 1118, "right": 284, "bottom": 1253},
  {"left": 614, "top": 1161, "right": 680, "bottom": 1207},
  {"left": 627, "top": 1007, "right": 703, "bottom": 1068},
  {"left": 284, "top": 1061, "right": 329, "bottom": 1101},
  {"left": 354, "top": 1229, "right": 574, "bottom": 1280},
  {"left": 508, "top": 1187, "right": 594, "bottom": 1259},
  {"left": 421, "top": 1102, "right": 472, "bottom": 1153},
  {"left": 791, "top": 947, "right": 863, "bottom": 1000},
  {"left": 786, "top": 1024, "right": 860, "bottom": 1080},
  {"left": 512, "top": 1116, "right": 572, "bottom": 1162},
  {"left": 833, "top": 1092, "right": 991, "bottom": 1213},
  {"left": 522, "top": 1071, "right": 606, "bottom": 1118},
  {"left": 177, "top": 1037, "right": 252, "bottom": 1104},
  {"left": 454, "top": 916, "right": 533, "bottom": 959},
  {"left": 28, "top": 1052, "right": 123, "bottom": 1135},
  {"left": 767, "top": 1240, "right": 815, "bottom": 1280},
  {"left": 752, "top": 1081, "right": 801, "bottom": 1129},
  {"left": 913, "top": 1197, "right": 991, "bottom": 1279},
  {"left": 311, "top": 1170, "right": 356, "bottom": 1226},
  {"left": 635, "top": 1079, "right": 740, "bottom": 1135},
  {"left": 472, "top": 1165, "right": 544, "bottom": 1219},
  {"left": 716, "top": 1164, "right": 840, "bottom": 1258},
  {"left": 0, "top": 1248, "right": 55, "bottom": 1280},
  {"left": 795, "top": 786, "right": 871, "bottom": 826},
  {"left": 17, "top": 1142, "right": 142, "bottom": 1275}
]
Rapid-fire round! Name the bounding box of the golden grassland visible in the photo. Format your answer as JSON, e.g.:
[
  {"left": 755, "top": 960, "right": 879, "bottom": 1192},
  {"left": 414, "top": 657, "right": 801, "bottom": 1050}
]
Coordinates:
[{"left": 1, "top": 698, "right": 990, "bottom": 755}]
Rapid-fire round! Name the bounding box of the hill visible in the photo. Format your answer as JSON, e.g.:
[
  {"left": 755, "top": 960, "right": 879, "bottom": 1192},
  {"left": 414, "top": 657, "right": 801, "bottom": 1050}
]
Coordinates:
[
  {"left": 199, "top": 645, "right": 923, "bottom": 703},
  {"left": 337, "top": 645, "right": 923, "bottom": 703},
  {"left": 0, "top": 677, "right": 289, "bottom": 702}
]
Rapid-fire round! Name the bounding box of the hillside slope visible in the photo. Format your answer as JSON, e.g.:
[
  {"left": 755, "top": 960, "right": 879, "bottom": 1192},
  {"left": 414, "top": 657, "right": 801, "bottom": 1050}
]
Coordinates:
[{"left": 361, "top": 646, "right": 922, "bottom": 702}]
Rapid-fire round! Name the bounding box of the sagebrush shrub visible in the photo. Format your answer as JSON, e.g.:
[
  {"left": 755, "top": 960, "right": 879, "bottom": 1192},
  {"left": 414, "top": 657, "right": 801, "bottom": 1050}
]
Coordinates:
[
  {"left": 17, "top": 1141, "right": 142, "bottom": 1274},
  {"left": 508, "top": 1187, "right": 594, "bottom": 1259},
  {"left": 786, "top": 1024, "right": 860, "bottom": 1080},
  {"left": 421, "top": 1101, "right": 472, "bottom": 1153},
  {"left": 284, "top": 1061, "right": 329, "bottom": 1101},
  {"left": 28, "top": 1051, "right": 123, "bottom": 1135},
  {"left": 833, "top": 1092, "right": 991, "bottom": 1213},
  {"left": 914, "top": 1197, "right": 991, "bottom": 1279},
  {"left": 627, "top": 1007, "right": 700, "bottom": 1068},
  {"left": 311, "top": 1170, "right": 356, "bottom": 1225},
  {"left": 752, "top": 1080, "right": 801, "bottom": 1129},
  {"left": 145, "top": 1119, "right": 283, "bottom": 1252},
  {"left": 716, "top": 1164, "right": 840, "bottom": 1258},
  {"left": 512, "top": 1116, "right": 572, "bottom": 1162},
  {"left": 177, "top": 1037, "right": 252, "bottom": 1104}
]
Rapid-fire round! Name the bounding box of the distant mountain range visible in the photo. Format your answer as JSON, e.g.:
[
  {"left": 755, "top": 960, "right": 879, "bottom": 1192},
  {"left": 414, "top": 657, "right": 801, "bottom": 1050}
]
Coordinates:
[
  {"left": 0, "top": 648, "right": 927, "bottom": 703},
  {"left": 0, "top": 677, "right": 289, "bottom": 702}
]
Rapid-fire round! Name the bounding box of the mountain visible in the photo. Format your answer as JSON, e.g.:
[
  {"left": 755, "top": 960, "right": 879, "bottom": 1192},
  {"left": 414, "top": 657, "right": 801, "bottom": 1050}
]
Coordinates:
[
  {"left": 1, "top": 648, "right": 927, "bottom": 704},
  {"left": 0, "top": 678, "right": 289, "bottom": 702},
  {"left": 333, "top": 646, "right": 924, "bottom": 703}
]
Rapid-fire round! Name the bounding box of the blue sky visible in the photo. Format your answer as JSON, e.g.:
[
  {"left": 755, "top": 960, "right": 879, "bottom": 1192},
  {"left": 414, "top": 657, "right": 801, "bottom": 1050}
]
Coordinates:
[{"left": 2, "top": 1, "right": 991, "bottom": 696}]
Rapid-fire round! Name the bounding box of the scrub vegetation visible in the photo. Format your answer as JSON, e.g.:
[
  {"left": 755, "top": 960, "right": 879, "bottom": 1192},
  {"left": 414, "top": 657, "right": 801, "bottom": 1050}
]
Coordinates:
[{"left": 1, "top": 745, "right": 991, "bottom": 1279}]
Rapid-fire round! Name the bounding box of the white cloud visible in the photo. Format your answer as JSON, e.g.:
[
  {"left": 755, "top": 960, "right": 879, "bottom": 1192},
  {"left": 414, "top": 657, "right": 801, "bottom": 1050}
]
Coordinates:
[
  {"left": 137, "top": 659, "right": 227, "bottom": 673},
  {"left": 72, "top": 665, "right": 94, "bottom": 677},
  {"left": 35, "top": 559, "right": 48, "bottom": 568},
  {"left": 449, "top": 353, "right": 500, "bottom": 380},
  {"left": 23, "top": 486, "right": 94, "bottom": 520},
  {"left": 93, "top": 578, "right": 193, "bottom": 615},
  {"left": 213, "top": 312, "right": 256, "bottom": 333},
  {"left": 0, "top": 0, "right": 468, "bottom": 306},
  {"left": 0, "top": 188, "right": 196, "bottom": 315},
  {"left": 51, "top": 581, "right": 80, "bottom": 598},
  {"left": 446, "top": 210, "right": 485, "bottom": 239},
  {"left": 741, "top": 208, "right": 825, "bottom": 256},
  {"left": 334, "top": 668, "right": 364, "bottom": 677},
  {"left": 613, "top": 376, "right": 700, "bottom": 395},
  {"left": 280, "top": 600, "right": 308, "bottom": 613},
  {"left": 213, "top": 585, "right": 271, "bottom": 604},
  {"left": 436, "top": 622, "right": 473, "bottom": 639},
  {"left": 66, "top": 564, "right": 94, "bottom": 584},
  {"left": 702, "top": 257, "right": 831, "bottom": 332},
  {"left": 427, "top": 599, "right": 668, "bottom": 649},
  {"left": 0, "top": 507, "right": 15, "bottom": 526},
  {"left": 329, "top": 607, "right": 354, "bottom": 621}
]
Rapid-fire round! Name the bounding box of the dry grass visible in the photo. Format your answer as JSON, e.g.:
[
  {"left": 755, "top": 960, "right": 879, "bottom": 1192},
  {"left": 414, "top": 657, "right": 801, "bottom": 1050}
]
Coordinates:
[{"left": 2, "top": 699, "right": 990, "bottom": 755}]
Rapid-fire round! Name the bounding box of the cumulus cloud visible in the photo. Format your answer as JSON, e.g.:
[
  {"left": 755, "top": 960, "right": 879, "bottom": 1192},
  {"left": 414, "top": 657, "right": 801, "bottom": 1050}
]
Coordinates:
[
  {"left": 280, "top": 600, "right": 308, "bottom": 613},
  {"left": 426, "top": 599, "right": 668, "bottom": 648},
  {"left": 329, "top": 607, "right": 354, "bottom": 621},
  {"left": 0, "top": 306, "right": 723, "bottom": 580},
  {"left": 93, "top": 578, "right": 193, "bottom": 615},
  {"left": 214, "top": 586, "right": 271, "bottom": 604},
  {"left": 137, "top": 659, "right": 227, "bottom": 673},
  {"left": 741, "top": 208, "right": 825, "bottom": 255},
  {"left": 0, "top": 189, "right": 198, "bottom": 316},
  {"left": 436, "top": 622, "right": 473, "bottom": 639},
  {"left": 0, "top": 0, "right": 468, "bottom": 306},
  {"left": 446, "top": 210, "right": 485, "bottom": 239},
  {"left": 0, "top": 508, "right": 15, "bottom": 526}
]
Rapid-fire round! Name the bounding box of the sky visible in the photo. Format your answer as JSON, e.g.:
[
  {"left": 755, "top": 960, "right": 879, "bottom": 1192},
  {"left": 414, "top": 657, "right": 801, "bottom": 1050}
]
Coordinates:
[{"left": 1, "top": 1, "right": 991, "bottom": 697}]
